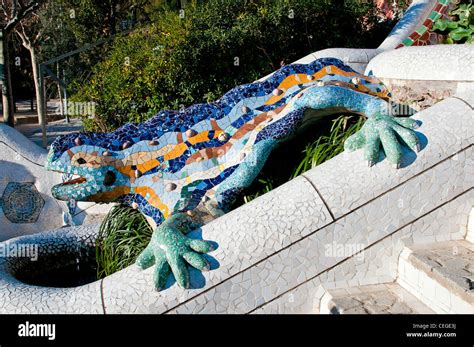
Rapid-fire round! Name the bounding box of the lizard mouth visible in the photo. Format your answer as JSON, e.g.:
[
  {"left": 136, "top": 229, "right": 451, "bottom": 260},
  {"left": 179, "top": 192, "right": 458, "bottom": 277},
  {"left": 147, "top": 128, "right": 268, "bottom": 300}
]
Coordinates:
[
  {"left": 51, "top": 174, "right": 90, "bottom": 200},
  {"left": 51, "top": 170, "right": 117, "bottom": 201},
  {"left": 56, "top": 171, "right": 115, "bottom": 187},
  {"left": 61, "top": 175, "right": 87, "bottom": 186}
]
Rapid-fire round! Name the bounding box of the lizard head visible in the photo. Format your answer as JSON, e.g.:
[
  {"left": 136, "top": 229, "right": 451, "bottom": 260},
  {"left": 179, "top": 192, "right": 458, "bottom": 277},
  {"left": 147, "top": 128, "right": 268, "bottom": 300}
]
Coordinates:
[{"left": 46, "top": 133, "right": 131, "bottom": 203}]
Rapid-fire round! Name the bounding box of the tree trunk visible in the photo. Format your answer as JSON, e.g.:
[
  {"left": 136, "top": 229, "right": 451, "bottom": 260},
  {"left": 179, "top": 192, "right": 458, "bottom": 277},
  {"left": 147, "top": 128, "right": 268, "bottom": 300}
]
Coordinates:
[
  {"left": 0, "top": 30, "right": 15, "bottom": 127},
  {"left": 29, "top": 48, "right": 47, "bottom": 146},
  {"left": 56, "top": 62, "right": 65, "bottom": 120}
]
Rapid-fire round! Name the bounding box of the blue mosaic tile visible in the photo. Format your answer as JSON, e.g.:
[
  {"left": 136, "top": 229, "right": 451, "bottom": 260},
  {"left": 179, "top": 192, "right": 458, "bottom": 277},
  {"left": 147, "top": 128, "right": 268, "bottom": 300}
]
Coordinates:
[{"left": 1, "top": 182, "right": 45, "bottom": 224}]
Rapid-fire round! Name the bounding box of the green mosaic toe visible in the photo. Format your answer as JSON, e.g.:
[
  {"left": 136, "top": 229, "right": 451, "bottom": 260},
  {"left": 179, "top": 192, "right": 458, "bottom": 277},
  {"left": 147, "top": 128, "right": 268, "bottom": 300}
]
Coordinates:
[
  {"left": 136, "top": 213, "right": 213, "bottom": 290},
  {"left": 344, "top": 131, "right": 366, "bottom": 152},
  {"left": 135, "top": 246, "right": 155, "bottom": 269},
  {"left": 344, "top": 114, "right": 420, "bottom": 167}
]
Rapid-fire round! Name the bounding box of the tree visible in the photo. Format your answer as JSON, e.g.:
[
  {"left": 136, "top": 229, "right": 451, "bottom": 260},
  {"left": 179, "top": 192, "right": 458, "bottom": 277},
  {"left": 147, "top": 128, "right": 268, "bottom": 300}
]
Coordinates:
[
  {"left": 73, "top": 0, "right": 392, "bottom": 132},
  {"left": 0, "top": 0, "right": 42, "bottom": 126},
  {"left": 15, "top": 13, "right": 45, "bottom": 139}
]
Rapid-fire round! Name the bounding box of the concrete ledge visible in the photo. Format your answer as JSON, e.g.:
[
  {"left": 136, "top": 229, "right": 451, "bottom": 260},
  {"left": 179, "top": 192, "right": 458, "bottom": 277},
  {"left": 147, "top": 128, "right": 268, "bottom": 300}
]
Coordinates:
[
  {"left": 0, "top": 124, "right": 47, "bottom": 165},
  {"left": 398, "top": 240, "right": 474, "bottom": 313},
  {"left": 304, "top": 96, "right": 473, "bottom": 217},
  {"left": 253, "top": 191, "right": 472, "bottom": 314},
  {"left": 365, "top": 45, "right": 474, "bottom": 81},
  {"left": 0, "top": 225, "right": 103, "bottom": 314},
  {"left": 364, "top": 45, "right": 474, "bottom": 107}
]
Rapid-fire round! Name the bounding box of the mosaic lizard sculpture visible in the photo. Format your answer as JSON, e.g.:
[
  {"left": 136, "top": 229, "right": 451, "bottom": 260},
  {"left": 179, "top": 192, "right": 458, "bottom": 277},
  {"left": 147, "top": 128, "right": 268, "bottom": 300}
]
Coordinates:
[{"left": 46, "top": 58, "right": 421, "bottom": 290}]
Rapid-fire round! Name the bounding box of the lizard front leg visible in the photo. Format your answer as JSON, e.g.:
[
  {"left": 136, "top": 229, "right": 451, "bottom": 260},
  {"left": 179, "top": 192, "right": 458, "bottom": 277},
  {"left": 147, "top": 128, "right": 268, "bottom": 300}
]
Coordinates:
[
  {"left": 289, "top": 85, "right": 421, "bottom": 168},
  {"left": 344, "top": 113, "right": 420, "bottom": 168},
  {"left": 135, "top": 213, "right": 214, "bottom": 290}
]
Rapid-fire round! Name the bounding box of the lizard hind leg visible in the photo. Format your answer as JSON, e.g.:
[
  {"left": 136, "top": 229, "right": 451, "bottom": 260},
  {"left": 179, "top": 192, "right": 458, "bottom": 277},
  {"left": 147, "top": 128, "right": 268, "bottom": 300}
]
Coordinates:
[{"left": 214, "top": 138, "right": 277, "bottom": 210}]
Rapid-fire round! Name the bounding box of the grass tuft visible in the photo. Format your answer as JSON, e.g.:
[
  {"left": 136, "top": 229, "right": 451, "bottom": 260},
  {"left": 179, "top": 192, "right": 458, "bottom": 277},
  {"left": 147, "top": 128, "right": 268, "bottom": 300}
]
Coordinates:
[
  {"left": 96, "top": 205, "right": 153, "bottom": 279},
  {"left": 290, "top": 115, "right": 365, "bottom": 179}
]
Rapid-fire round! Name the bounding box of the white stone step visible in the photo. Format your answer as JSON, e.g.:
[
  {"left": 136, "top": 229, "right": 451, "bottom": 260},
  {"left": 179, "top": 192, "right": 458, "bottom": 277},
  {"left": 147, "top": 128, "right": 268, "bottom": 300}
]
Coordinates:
[
  {"left": 320, "top": 283, "right": 434, "bottom": 314},
  {"left": 397, "top": 240, "right": 474, "bottom": 314}
]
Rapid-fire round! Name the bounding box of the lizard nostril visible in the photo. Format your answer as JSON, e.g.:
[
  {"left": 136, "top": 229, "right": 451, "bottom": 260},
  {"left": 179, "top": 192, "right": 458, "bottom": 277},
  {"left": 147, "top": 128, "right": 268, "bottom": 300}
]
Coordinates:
[{"left": 103, "top": 171, "right": 116, "bottom": 186}]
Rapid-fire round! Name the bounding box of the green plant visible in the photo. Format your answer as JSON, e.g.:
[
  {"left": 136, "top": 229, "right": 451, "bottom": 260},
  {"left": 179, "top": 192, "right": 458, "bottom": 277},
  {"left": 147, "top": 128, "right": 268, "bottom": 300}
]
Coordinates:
[
  {"left": 243, "top": 178, "right": 274, "bottom": 204},
  {"left": 433, "top": 0, "right": 473, "bottom": 43},
  {"left": 71, "top": 0, "right": 391, "bottom": 132},
  {"left": 241, "top": 115, "right": 365, "bottom": 203},
  {"left": 291, "top": 115, "right": 365, "bottom": 178},
  {"left": 96, "top": 204, "right": 153, "bottom": 278}
]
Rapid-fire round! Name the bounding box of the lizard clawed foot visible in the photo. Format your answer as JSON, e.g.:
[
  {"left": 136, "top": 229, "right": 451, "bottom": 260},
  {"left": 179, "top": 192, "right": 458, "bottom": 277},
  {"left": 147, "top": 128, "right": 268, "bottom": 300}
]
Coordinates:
[
  {"left": 344, "top": 114, "right": 420, "bottom": 168},
  {"left": 135, "top": 213, "right": 214, "bottom": 290}
]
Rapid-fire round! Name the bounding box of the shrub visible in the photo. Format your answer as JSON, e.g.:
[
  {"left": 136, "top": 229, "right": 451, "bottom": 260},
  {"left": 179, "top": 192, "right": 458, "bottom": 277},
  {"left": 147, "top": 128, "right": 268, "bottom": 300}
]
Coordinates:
[
  {"left": 433, "top": 0, "right": 473, "bottom": 44},
  {"left": 72, "top": 0, "right": 391, "bottom": 132}
]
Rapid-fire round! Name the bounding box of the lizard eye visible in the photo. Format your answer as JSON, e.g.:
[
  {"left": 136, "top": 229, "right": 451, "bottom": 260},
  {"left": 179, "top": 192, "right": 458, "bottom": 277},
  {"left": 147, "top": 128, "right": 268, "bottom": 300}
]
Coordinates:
[
  {"left": 77, "top": 158, "right": 87, "bottom": 165},
  {"left": 103, "top": 171, "right": 116, "bottom": 186}
]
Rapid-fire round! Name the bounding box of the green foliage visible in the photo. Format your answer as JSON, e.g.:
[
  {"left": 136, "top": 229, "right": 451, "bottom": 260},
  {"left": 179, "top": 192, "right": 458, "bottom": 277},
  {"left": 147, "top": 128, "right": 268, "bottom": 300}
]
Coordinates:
[
  {"left": 433, "top": 0, "right": 473, "bottom": 43},
  {"left": 35, "top": 0, "right": 175, "bottom": 98},
  {"left": 291, "top": 115, "right": 365, "bottom": 178},
  {"left": 96, "top": 204, "right": 153, "bottom": 278},
  {"left": 240, "top": 115, "right": 364, "bottom": 204},
  {"left": 72, "top": 0, "right": 391, "bottom": 132},
  {"left": 243, "top": 178, "right": 275, "bottom": 204}
]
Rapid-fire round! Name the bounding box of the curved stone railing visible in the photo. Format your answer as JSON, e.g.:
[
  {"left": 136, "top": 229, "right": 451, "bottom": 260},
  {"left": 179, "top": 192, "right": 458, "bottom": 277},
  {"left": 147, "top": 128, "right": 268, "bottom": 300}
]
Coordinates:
[
  {"left": 0, "top": 125, "right": 66, "bottom": 240},
  {"left": 366, "top": 44, "right": 474, "bottom": 81},
  {"left": 365, "top": 44, "right": 474, "bottom": 109},
  {"left": 0, "top": 124, "right": 48, "bottom": 165}
]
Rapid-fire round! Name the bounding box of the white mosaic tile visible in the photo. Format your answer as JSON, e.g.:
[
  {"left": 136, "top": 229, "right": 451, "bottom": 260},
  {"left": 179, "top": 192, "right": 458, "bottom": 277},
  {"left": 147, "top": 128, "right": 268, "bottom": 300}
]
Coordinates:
[
  {"left": 366, "top": 45, "right": 474, "bottom": 81},
  {"left": 170, "top": 149, "right": 471, "bottom": 313},
  {"left": 304, "top": 96, "right": 474, "bottom": 217},
  {"left": 0, "top": 225, "right": 104, "bottom": 314},
  {"left": 256, "top": 190, "right": 472, "bottom": 314},
  {"left": 101, "top": 176, "right": 332, "bottom": 313}
]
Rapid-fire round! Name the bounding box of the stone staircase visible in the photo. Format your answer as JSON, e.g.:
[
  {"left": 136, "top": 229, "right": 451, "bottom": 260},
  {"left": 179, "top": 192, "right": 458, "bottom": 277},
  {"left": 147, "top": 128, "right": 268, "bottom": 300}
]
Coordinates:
[
  {"left": 318, "top": 209, "right": 474, "bottom": 314},
  {"left": 320, "top": 283, "right": 434, "bottom": 314}
]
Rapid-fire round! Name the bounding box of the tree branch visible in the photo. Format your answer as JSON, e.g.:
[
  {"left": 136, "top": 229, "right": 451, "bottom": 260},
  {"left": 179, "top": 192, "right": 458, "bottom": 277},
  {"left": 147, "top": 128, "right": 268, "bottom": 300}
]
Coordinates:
[
  {"left": 11, "top": 0, "right": 18, "bottom": 21},
  {"left": 5, "top": 0, "right": 42, "bottom": 33},
  {"left": 1, "top": 0, "right": 8, "bottom": 17},
  {"left": 14, "top": 22, "right": 31, "bottom": 50}
]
